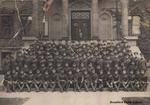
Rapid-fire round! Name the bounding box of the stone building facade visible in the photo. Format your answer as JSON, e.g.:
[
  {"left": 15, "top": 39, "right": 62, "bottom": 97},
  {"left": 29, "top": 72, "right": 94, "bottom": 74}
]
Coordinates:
[{"left": 0, "top": 0, "right": 149, "bottom": 70}]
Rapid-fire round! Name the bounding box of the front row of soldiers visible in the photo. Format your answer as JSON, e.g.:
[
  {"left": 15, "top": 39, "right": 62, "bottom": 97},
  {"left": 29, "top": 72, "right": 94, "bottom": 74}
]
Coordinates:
[{"left": 4, "top": 61, "right": 147, "bottom": 92}]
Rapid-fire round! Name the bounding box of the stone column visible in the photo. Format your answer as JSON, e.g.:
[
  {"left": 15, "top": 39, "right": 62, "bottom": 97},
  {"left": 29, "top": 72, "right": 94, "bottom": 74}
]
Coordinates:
[
  {"left": 0, "top": 52, "right": 1, "bottom": 71},
  {"left": 62, "top": 0, "right": 69, "bottom": 38},
  {"left": 31, "top": 0, "right": 39, "bottom": 37},
  {"left": 120, "top": 0, "right": 129, "bottom": 37},
  {"left": 92, "top": 0, "right": 99, "bottom": 38}
]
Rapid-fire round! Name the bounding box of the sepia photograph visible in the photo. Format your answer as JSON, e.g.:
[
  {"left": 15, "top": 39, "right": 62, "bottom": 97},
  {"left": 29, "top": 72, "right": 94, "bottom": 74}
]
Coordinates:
[{"left": 0, "top": 0, "right": 150, "bottom": 105}]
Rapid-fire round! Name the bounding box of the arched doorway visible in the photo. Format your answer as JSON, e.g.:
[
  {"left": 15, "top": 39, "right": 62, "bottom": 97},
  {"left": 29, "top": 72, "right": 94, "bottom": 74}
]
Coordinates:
[
  {"left": 70, "top": 1, "right": 91, "bottom": 40},
  {"left": 98, "top": 12, "right": 113, "bottom": 40}
]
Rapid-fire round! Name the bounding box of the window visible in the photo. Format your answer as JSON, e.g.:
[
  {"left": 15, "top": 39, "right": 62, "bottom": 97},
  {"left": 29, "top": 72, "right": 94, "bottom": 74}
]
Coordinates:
[
  {"left": 128, "top": 16, "right": 141, "bottom": 36},
  {"left": 0, "top": 15, "right": 14, "bottom": 38}
]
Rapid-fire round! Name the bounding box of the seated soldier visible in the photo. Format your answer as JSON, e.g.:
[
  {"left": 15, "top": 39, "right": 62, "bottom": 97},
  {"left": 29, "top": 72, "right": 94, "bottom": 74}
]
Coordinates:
[
  {"left": 66, "top": 71, "right": 74, "bottom": 91},
  {"left": 113, "top": 70, "right": 121, "bottom": 91},
  {"left": 89, "top": 69, "right": 98, "bottom": 91},
  {"left": 4, "top": 71, "right": 12, "bottom": 92},
  {"left": 74, "top": 68, "right": 83, "bottom": 91},
  {"left": 134, "top": 76, "right": 142, "bottom": 91},
  {"left": 83, "top": 70, "right": 90, "bottom": 92},
  {"left": 34, "top": 70, "right": 42, "bottom": 92},
  {"left": 11, "top": 69, "right": 19, "bottom": 92},
  {"left": 122, "top": 70, "right": 130, "bottom": 91},
  {"left": 128, "top": 70, "right": 136, "bottom": 91},
  {"left": 50, "top": 69, "right": 57, "bottom": 91},
  {"left": 18, "top": 70, "right": 29, "bottom": 92},
  {"left": 95, "top": 65, "right": 104, "bottom": 90},
  {"left": 106, "top": 72, "right": 114, "bottom": 91},
  {"left": 27, "top": 70, "right": 34, "bottom": 92},
  {"left": 57, "top": 69, "right": 67, "bottom": 92},
  {"left": 42, "top": 71, "right": 50, "bottom": 91},
  {"left": 139, "top": 76, "right": 148, "bottom": 91}
]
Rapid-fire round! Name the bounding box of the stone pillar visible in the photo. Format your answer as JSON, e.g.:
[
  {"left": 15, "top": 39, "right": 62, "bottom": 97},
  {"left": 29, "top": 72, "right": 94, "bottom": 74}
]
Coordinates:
[
  {"left": 0, "top": 52, "right": 1, "bottom": 71},
  {"left": 92, "top": 0, "right": 99, "bottom": 38},
  {"left": 120, "top": 0, "right": 129, "bottom": 37},
  {"left": 31, "top": 0, "right": 39, "bottom": 37},
  {"left": 62, "top": 0, "right": 69, "bottom": 39}
]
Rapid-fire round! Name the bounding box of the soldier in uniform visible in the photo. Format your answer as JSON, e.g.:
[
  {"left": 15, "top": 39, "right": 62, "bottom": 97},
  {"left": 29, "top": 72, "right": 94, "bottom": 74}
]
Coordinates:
[
  {"left": 139, "top": 76, "right": 148, "bottom": 91},
  {"left": 18, "top": 70, "right": 29, "bottom": 92},
  {"left": 57, "top": 69, "right": 67, "bottom": 92},
  {"left": 106, "top": 72, "right": 114, "bottom": 91},
  {"left": 89, "top": 69, "right": 98, "bottom": 91},
  {"left": 42, "top": 71, "right": 50, "bottom": 91},
  {"left": 11, "top": 69, "right": 19, "bottom": 92},
  {"left": 83, "top": 70, "right": 90, "bottom": 92},
  {"left": 74, "top": 68, "right": 83, "bottom": 91},
  {"left": 96, "top": 65, "right": 104, "bottom": 91},
  {"left": 128, "top": 61, "right": 136, "bottom": 91},
  {"left": 122, "top": 70, "right": 130, "bottom": 91},
  {"left": 4, "top": 71, "right": 12, "bottom": 92},
  {"left": 34, "top": 70, "right": 42, "bottom": 92},
  {"left": 66, "top": 71, "right": 74, "bottom": 91},
  {"left": 113, "top": 70, "right": 121, "bottom": 91},
  {"left": 50, "top": 69, "right": 57, "bottom": 91},
  {"left": 27, "top": 70, "right": 34, "bottom": 92}
]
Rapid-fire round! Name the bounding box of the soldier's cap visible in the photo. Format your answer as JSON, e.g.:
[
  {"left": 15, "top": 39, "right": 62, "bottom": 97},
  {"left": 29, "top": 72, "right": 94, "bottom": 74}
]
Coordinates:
[
  {"left": 76, "top": 69, "right": 80, "bottom": 72},
  {"left": 131, "top": 62, "right": 135, "bottom": 65},
  {"left": 65, "top": 63, "right": 69, "bottom": 66},
  {"left": 68, "top": 71, "right": 72, "bottom": 74},
  {"left": 52, "top": 69, "right": 56, "bottom": 73},
  {"left": 29, "top": 71, "right": 32, "bottom": 73},
  {"left": 45, "top": 71, "right": 49, "bottom": 74},
  {"left": 84, "top": 71, "right": 88, "bottom": 74},
  {"left": 141, "top": 70, "right": 145, "bottom": 74},
  {"left": 36, "top": 70, "right": 40, "bottom": 73},
  {"left": 97, "top": 65, "right": 101, "bottom": 69},
  {"left": 73, "top": 63, "right": 77, "bottom": 66},
  {"left": 7, "top": 71, "right": 11, "bottom": 74},
  {"left": 115, "top": 70, "right": 118, "bottom": 74}
]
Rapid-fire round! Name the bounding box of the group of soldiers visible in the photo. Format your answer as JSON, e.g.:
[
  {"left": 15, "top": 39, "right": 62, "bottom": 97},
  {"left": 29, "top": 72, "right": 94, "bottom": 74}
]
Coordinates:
[{"left": 2, "top": 40, "right": 148, "bottom": 92}]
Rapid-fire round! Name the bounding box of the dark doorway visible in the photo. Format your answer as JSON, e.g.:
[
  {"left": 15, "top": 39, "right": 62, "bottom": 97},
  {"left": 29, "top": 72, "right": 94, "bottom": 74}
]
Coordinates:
[{"left": 71, "top": 11, "right": 91, "bottom": 40}]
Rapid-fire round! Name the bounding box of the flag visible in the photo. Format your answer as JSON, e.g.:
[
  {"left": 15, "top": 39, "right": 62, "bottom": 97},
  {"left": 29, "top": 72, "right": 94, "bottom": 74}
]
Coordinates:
[{"left": 43, "top": 0, "right": 53, "bottom": 12}]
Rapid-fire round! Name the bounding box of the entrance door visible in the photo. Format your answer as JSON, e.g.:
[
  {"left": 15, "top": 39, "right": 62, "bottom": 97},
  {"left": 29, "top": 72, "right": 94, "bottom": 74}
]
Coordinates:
[{"left": 71, "top": 11, "right": 91, "bottom": 40}]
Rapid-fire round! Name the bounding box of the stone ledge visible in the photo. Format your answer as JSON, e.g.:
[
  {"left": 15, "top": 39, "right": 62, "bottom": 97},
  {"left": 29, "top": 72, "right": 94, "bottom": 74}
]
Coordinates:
[
  {"left": 125, "top": 36, "right": 138, "bottom": 46},
  {"left": 22, "top": 36, "right": 38, "bottom": 41}
]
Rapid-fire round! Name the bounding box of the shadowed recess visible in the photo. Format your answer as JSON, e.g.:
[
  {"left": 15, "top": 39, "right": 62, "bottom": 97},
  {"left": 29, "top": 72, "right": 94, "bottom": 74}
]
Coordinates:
[{"left": 0, "top": 98, "right": 29, "bottom": 105}]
